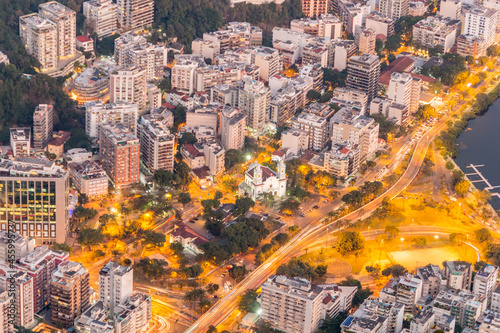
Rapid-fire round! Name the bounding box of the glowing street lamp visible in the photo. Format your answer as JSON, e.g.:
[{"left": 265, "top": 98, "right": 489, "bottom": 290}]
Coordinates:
[{"left": 400, "top": 237, "right": 405, "bottom": 250}]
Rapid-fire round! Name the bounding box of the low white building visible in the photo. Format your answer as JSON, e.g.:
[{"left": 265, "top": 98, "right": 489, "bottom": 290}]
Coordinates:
[{"left": 239, "top": 157, "right": 287, "bottom": 201}]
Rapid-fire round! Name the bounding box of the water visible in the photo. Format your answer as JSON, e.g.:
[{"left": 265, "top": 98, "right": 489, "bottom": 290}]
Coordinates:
[{"left": 454, "top": 98, "right": 500, "bottom": 210}]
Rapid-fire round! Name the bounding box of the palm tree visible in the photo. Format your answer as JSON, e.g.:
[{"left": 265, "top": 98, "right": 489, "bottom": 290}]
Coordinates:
[{"left": 198, "top": 298, "right": 212, "bottom": 314}]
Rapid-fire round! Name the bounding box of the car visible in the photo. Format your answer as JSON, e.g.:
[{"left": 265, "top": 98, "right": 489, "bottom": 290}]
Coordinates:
[
  {"left": 213, "top": 295, "right": 219, "bottom": 298},
  {"left": 313, "top": 205, "right": 319, "bottom": 209},
  {"left": 189, "top": 220, "right": 195, "bottom": 223},
  {"left": 323, "top": 199, "right": 328, "bottom": 203},
  {"left": 300, "top": 213, "right": 306, "bottom": 217}
]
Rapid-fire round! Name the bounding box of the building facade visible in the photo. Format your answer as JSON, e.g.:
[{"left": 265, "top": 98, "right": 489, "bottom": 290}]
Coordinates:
[{"left": 33, "top": 104, "right": 54, "bottom": 150}]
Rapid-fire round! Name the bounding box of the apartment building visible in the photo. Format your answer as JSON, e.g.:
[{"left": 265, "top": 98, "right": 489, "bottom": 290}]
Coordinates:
[
  {"left": 33, "top": 104, "right": 54, "bottom": 150},
  {"left": 220, "top": 106, "right": 247, "bottom": 150},
  {"left": 74, "top": 301, "right": 115, "bottom": 333},
  {"left": 50, "top": 261, "right": 90, "bottom": 327},
  {"left": 68, "top": 160, "right": 109, "bottom": 198},
  {"left": 113, "top": 293, "right": 152, "bottom": 333},
  {"left": 261, "top": 275, "right": 357, "bottom": 333},
  {"left": 302, "top": 0, "right": 329, "bottom": 17},
  {"left": 252, "top": 47, "right": 282, "bottom": 82},
  {"left": 15, "top": 246, "right": 69, "bottom": 313},
  {"left": 0, "top": 270, "right": 34, "bottom": 328},
  {"left": 191, "top": 39, "right": 220, "bottom": 60},
  {"left": 491, "top": 284, "right": 500, "bottom": 312},
  {"left": 281, "top": 128, "right": 309, "bottom": 155},
  {"left": 395, "top": 274, "right": 423, "bottom": 314},
  {"left": 379, "top": 0, "right": 409, "bottom": 20},
  {"left": 302, "top": 43, "right": 329, "bottom": 67},
  {"left": 474, "top": 265, "right": 499, "bottom": 306},
  {"left": 273, "top": 40, "right": 300, "bottom": 67},
  {"left": 202, "top": 22, "right": 262, "bottom": 53},
  {"left": 19, "top": 14, "right": 58, "bottom": 70},
  {"left": 99, "top": 124, "right": 140, "bottom": 188},
  {"left": 347, "top": 53, "right": 381, "bottom": 103},
  {"left": 0, "top": 231, "right": 34, "bottom": 262},
  {"left": 10, "top": 127, "right": 31, "bottom": 157},
  {"left": 440, "top": 0, "right": 462, "bottom": 19},
  {"left": 416, "top": 265, "right": 445, "bottom": 299},
  {"left": 99, "top": 262, "right": 133, "bottom": 312},
  {"left": 117, "top": 0, "right": 154, "bottom": 30},
  {"left": 463, "top": 6, "right": 498, "bottom": 47},
  {"left": 272, "top": 28, "right": 315, "bottom": 57},
  {"left": 369, "top": 99, "right": 408, "bottom": 125},
  {"left": 110, "top": 67, "right": 147, "bottom": 111},
  {"left": 357, "top": 28, "right": 377, "bottom": 55},
  {"left": 38, "top": 1, "right": 76, "bottom": 60},
  {"left": 0, "top": 158, "right": 69, "bottom": 243},
  {"left": 83, "top": 0, "right": 117, "bottom": 37},
  {"left": 137, "top": 112, "right": 175, "bottom": 173},
  {"left": 412, "top": 16, "right": 459, "bottom": 53},
  {"left": 0, "top": 289, "right": 12, "bottom": 333},
  {"left": 341, "top": 311, "right": 388, "bottom": 333},
  {"left": 388, "top": 72, "right": 414, "bottom": 110},
  {"left": 333, "top": 87, "right": 369, "bottom": 109},
  {"left": 322, "top": 143, "right": 361, "bottom": 178},
  {"left": 365, "top": 12, "right": 396, "bottom": 37},
  {"left": 114, "top": 33, "right": 148, "bottom": 65},
  {"left": 203, "top": 139, "right": 225, "bottom": 176},
  {"left": 332, "top": 39, "right": 357, "bottom": 71},
  {"left": 171, "top": 59, "right": 199, "bottom": 94},
  {"left": 330, "top": 108, "right": 379, "bottom": 160},
  {"left": 290, "top": 15, "right": 342, "bottom": 39},
  {"left": 194, "top": 63, "right": 248, "bottom": 93},
  {"left": 358, "top": 297, "right": 405, "bottom": 333},
  {"left": 237, "top": 76, "right": 270, "bottom": 131},
  {"left": 291, "top": 113, "right": 329, "bottom": 151},
  {"left": 85, "top": 100, "right": 139, "bottom": 139},
  {"left": 457, "top": 34, "right": 487, "bottom": 58},
  {"left": 443, "top": 261, "right": 473, "bottom": 291}
]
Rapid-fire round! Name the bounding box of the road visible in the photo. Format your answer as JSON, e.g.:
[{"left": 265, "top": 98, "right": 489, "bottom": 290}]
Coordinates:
[{"left": 185, "top": 104, "right": 449, "bottom": 333}]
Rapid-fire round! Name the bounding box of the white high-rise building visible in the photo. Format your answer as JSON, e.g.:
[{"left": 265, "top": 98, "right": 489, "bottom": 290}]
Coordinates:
[
  {"left": 388, "top": 72, "right": 412, "bottom": 108},
  {"left": 19, "top": 14, "right": 58, "bottom": 70},
  {"left": 99, "top": 262, "right": 134, "bottom": 312},
  {"left": 261, "top": 275, "right": 357, "bottom": 333},
  {"left": 117, "top": 0, "right": 154, "bottom": 31},
  {"left": 252, "top": 47, "right": 282, "bottom": 82},
  {"left": 379, "top": 0, "right": 409, "bottom": 20},
  {"left": 85, "top": 100, "right": 139, "bottom": 138},
  {"left": 113, "top": 293, "right": 152, "bottom": 333},
  {"left": 464, "top": 6, "right": 498, "bottom": 47},
  {"left": 237, "top": 76, "right": 270, "bottom": 131},
  {"left": 412, "top": 16, "right": 459, "bottom": 53},
  {"left": 220, "top": 106, "right": 247, "bottom": 151},
  {"left": 38, "top": 1, "right": 76, "bottom": 60},
  {"left": 0, "top": 231, "right": 34, "bottom": 263},
  {"left": 474, "top": 265, "right": 499, "bottom": 306},
  {"left": 137, "top": 112, "right": 176, "bottom": 173},
  {"left": 171, "top": 60, "right": 199, "bottom": 94},
  {"left": 33, "top": 104, "right": 54, "bottom": 150},
  {"left": 10, "top": 127, "right": 31, "bottom": 157},
  {"left": 110, "top": 67, "right": 147, "bottom": 111},
  {"left": 83, "top": 0, "right": 118, "bottom": 37}
]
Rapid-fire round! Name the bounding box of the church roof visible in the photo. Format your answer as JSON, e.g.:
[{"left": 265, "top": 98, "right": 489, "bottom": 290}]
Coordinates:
[{"left": 246, "top": 163, "right": 277, "bottom": 182}]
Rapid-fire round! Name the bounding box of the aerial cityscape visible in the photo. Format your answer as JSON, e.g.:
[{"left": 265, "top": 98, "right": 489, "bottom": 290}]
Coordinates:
[{"left": 0, "top": 0, "right": 500, "bottom": 331}]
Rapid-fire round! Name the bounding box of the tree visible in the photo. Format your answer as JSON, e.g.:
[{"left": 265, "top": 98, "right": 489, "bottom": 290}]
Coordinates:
[
  {"left": 239, "top": 289, "right": 260, "bottom": 313},
  {"left": 178, "top": 192, "right": 191, "bottom": 207},
  {"left": 225, "top": 149, "right": 243, "bottom": 169},
  {"left": 475, "top": 228, "right": 492, "bottom": 243},
  {"left": 339, "top": 277, "right": 373, "bottom": 306},
  {"left": 487, "top": 44, "right": 500, "bottom": 57},
  {"left": 277, "top": 258, "right": 317, "bottom": 279},
  {"left": 279, "top": 198, "right": 301, "bottom": 215},
  {"left": 318, "top": 311, "right": 349, "bottom": 333},
  {"left": 206, "top": 283, "right": 219, "bottom": 294},
  {"left": 199, "top": 298, "right": 212, "bottom": 313},
  {"left": 77, "top": 228, "right": 104, "bottom": 250},
  {"left": 183, "top": 264, "right": 203, "bottom": 278},
  {"left": 306, "top": 89, "right": 321, "bottom": 100},
  {"left": 449, "top": 233, "right": 466, "bottom": 246},
  {"left": 445, "top": 161, "right": 455, "bottom": 170},
  {"left": 179, "top": 132, "right": 198, "bottom": 145},
  {"left": 170, "top": 242, "right": 184, "bottom": 255},
  {"left": 474, "top": 261, "right": 488, "bottom": 271},
  {"left": 416, "top": 104, "right": 437, "bottom": 120},
  {"left": 455, "top": 180, "right": 470, "bottom": 196},
  {"left": 384, "top": 226, "right": 400, "bottom": 239},
  {"left": 229, "top": 265, "right": 248, "bottom": 282},
  {"left": 157, "top": 77, "right": 171, "bottom": 92},
  {"left": 234, "top": 197, "right": 255, "bottom": 216},
  {"left": 382, "top": 264, "right": 407, "bottom": 277},
  {"left": 315, "top": 264, "right": 328, "bottom": 277},
  {"left": 412, "top": 237, "right": 427, "bottom": 247},
  {"left": 271, "top": 233, "right": 290, "bottom": 246},
  {"left": 136, "top": 259, "right": 169, "bottom": 279},
  {"left": 337, "top": 231, "right": 365, "bottom": 255},
  {"left": 142, "top": 230, "right": 167, "bottom": 248},
  {"left": 51, "top": 242, "right": 73, "bottom": 254},
  {"left": 341, "top": 190, "right": 364, "bottom": 208}
]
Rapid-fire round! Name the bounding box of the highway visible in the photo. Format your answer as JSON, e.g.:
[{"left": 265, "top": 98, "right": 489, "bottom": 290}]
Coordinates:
[{"left": 185, "top": 105, "right": 450, "bottom": 333}]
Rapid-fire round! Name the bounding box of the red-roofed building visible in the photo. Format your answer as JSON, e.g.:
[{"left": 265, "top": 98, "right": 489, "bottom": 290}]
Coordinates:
[
  {"left": 76, "top": 36, "right": 94, "bottom": 53},
  {"left": 169, "top": 223, "right": 208, "bottom": 254},
  {"left": 379, "top": 57, "right": 415, "bottom": 86},
  {"left": 180, "top": 144, "right": 205, "bottom": 170}
]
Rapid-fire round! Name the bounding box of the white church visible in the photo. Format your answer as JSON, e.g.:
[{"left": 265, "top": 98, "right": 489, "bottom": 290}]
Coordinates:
[{"left": 239, "top": 155, "right": 287, "bottom": 201}]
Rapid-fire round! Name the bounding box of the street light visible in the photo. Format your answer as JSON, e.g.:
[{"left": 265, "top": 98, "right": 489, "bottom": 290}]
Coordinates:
[{"left": 400, "top": 237, "right": 405, "bottom": 250}]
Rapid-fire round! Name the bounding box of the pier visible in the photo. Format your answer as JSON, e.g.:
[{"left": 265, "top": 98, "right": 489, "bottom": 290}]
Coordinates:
[{"left": 465, "top": 164, "right": 500, "bottom": 199}]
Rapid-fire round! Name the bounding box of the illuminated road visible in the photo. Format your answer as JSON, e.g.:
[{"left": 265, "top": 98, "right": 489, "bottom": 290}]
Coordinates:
[{"left": 185, "top": 105, "right": 449, "bottom": 333}]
